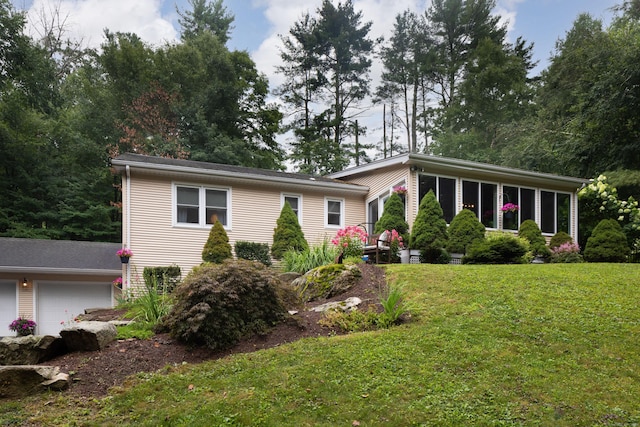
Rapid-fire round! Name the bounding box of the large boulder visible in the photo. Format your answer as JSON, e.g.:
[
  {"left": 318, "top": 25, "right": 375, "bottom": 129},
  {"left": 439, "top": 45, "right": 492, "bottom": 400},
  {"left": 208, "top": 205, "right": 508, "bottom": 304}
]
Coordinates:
[
  {"left": 292, "top": 264, "right": 361, "bottom": 302},
  {"left": 0, "top": 335, "right": 67, "bottom": 365},
  {"left": 0, "top": 366, "right": 69, "bottom": 398},
  {"left": 60, "top": 321, "right": 117, "bottom": 352}
]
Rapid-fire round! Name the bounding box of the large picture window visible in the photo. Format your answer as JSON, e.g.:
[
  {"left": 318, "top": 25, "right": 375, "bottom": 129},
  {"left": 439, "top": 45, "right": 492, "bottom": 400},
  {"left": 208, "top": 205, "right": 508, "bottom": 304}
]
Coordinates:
[
  {"left": 175, "top": 185, "right": 229, "bottom": 227},
  {"left": 502, "top": 185, "right": 535, "bottom": 230},
  {"left": 419, "top": 174, "right": 456, "bottom": 223},
  {"left": 541, "top": 191, "right": 570, "bottom": 234},
  {"left": 463, "top": 180, "right": 497, "bottom": 228}
]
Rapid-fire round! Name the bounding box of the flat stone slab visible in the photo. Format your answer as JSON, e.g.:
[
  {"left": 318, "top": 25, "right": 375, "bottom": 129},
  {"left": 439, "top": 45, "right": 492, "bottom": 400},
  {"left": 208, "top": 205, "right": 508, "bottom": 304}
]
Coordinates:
[
  {"left": 60, "top": 321, "right": 117, "bottom": 352},
  {"left": 0, "top": 365, "right": 69, "bottom": 398},
  {"left": 310, "top": 297, "right": 362, "bottom": 312}
]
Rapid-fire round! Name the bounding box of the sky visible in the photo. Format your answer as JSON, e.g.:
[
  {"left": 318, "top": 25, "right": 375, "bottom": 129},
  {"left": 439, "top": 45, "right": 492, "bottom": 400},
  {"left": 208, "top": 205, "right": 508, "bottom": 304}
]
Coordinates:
[{"left": 10, "top": 0, "right": 621, "bottom": 153}]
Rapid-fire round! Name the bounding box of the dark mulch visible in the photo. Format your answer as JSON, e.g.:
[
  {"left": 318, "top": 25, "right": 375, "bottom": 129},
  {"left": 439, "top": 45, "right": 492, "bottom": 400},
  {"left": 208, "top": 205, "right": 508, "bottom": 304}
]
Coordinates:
[{"left": 40, "top": 264, "right": 387, "bottom": 398}]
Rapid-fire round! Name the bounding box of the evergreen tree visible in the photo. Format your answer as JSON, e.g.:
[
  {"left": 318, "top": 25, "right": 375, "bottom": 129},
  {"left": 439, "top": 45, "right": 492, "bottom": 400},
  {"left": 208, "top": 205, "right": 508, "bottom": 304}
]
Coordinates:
[
  {"left": 410, "top": 190, "right": 449, "bottom": 262},
  {"left": 584, "top": 219, "right": 630, "bottom": 263},
  {"left": 446, "top": 209, "right": 485, "bottom": 254},
  {"left": 271, "top": 203, "right": 308, "bottom": 259},
  {"left": 177, "top": 0, "right": 234, "bottom": 44},
  {"left": 202, "top": 220, "right": 232, "bottom": 263},
  {"left": 374, "top": 192, "right": 409, "bottom": 242},
  {"left": 518, "top": 219, "right": 551, "bottom": 258}
]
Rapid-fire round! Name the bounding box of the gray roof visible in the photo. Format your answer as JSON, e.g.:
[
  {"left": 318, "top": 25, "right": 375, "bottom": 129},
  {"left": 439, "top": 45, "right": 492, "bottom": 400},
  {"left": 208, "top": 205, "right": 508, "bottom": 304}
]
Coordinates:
[
  {"left": 0, "top": 238, "right": 122, "bottom": 275},
  {"left": 111, "top": 153, "right": 369, "bottom": 194}
]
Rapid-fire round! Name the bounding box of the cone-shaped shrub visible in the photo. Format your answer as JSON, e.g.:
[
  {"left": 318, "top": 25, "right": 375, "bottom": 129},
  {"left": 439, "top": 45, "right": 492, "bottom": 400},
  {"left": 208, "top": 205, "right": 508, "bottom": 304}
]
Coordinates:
[
  {"left": 271, "top": 203, "right": 308, "bottom": 259},
  {"left": 202, "top": 220, "right": 232, "bottom": 263},
  {"left": 374, "top": 192, "right": 409, "bottom": 241},
  {"left": 518, "top": 219, "right": 551, "bottom": 258},
  {"left": 410, "top": 190, "right": 448, "bottom": 262},
  {"left": 584, "top": 219, "right": 630, "bottom": 262},
  {"left": 446, "top": 209, "right": 485, "bottom": 254},
  {"left": 549, "top": 231, "right": 573, "bottom": 249}
]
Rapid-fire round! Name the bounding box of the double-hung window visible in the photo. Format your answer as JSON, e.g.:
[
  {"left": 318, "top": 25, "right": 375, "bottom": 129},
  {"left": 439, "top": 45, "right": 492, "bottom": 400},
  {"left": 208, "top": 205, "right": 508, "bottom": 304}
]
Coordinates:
[
  {"left": 282, "top": 194, "right": 302, "bottom": 224},
  {"left": 175, "top": 185, "right": 230, "bottom": 227},
  {"left": 326, "top": 197, "right": 344, "bottom": 228}
]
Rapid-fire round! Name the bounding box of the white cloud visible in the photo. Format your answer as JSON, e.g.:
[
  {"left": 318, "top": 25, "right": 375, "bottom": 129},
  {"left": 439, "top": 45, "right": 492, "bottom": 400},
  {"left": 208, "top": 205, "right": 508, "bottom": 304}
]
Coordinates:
[{"left": 24, "top": 0, "right": 177, "bottom": 49}]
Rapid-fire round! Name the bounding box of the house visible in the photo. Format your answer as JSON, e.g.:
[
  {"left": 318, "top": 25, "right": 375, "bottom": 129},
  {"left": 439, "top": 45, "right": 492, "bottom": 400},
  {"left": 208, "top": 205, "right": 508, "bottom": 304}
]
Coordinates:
[
  {"left": 111, "top": 153, "right": 587, "bottom": 291},
  {"left": 0, "top": 238, "right": 122, "bottom": 336}
]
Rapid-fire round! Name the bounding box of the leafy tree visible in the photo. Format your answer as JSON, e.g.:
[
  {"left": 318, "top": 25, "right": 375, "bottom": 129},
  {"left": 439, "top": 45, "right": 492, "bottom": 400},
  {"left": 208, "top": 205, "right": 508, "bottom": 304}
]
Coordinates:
[
  {"left": 202, "top": 220, "right": 232, "bottom": 263},
  {"left": 410, "top": 190, "right": 449, "bottom": 263},
  {"left": 584, "top": 219, "right": 630, "bottom": 263},
  {"left": 271, "top": 203, "right": 308, "bottom": 259},
  {"left": 374, "top": 192, "right": 409, "bottom": 242},
  {"left": 177, "top": 0, "right": 234, "bottom": 44},
  {"left": 446, "top": 209, "right": 485, "bottom": 254}
]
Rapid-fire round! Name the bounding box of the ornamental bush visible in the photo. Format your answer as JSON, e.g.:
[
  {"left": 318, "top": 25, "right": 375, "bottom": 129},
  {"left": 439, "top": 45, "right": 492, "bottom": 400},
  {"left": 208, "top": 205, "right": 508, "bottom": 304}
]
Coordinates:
[
  {"left": 201, "top": 220, "right": 232, "bottom": 263},
  {"left": 549, "top": 231, "right": 573, "bottom": 250},
  {"left": 446, "top": 209, "right": 485, "bottom": 254},
  {"left": 331, "top": 225, "right": 368, "bottom": 258},
  {"left": 271, "top": 203, "right": 308, "bottom": 259},
  {"left": 410, "top": 190, "right": 449, "bottom": 263},
  {"left": 160, "top": 259, "right": 287, "bottom": 350},
  {"left": 583, "top": 219, "right": 630, "bottom": 262},
  {"left": 518, "top": 219, "right": 551, "bottom": 258},
  {"left": 143, "top": 265, "right": 181, "bottom": 294},
  {"left": 550, "top": 242, "right": 583, "bottom": 263},
  {"left": 235, "top": 241, "right": 272, "bottom": 266},
  {"left": 463, "top": 232, "right": 529, "bottom": 264},
  {"left": 374, "top": 192, "right": 409, "bottom": 242}
]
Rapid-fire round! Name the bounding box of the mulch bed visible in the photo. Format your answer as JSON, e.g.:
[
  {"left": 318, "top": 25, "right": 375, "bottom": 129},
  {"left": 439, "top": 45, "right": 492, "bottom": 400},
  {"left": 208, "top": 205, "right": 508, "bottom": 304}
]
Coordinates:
[{"left": 40, "top": 264, "right": 387, "bottom": 398}]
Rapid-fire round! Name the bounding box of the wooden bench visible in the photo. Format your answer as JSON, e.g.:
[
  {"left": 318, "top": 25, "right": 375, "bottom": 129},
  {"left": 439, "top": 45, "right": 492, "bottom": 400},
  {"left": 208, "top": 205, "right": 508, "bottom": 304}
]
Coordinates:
[{"left": 363, "top": 232, "right": 392, "bottom": 264}]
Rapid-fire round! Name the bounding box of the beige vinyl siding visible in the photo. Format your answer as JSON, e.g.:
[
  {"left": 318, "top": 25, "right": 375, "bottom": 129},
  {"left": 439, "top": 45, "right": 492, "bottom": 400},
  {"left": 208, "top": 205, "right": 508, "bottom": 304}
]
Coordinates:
[{"left": 125, "top": 172, "right": 366, "bottom": 278}]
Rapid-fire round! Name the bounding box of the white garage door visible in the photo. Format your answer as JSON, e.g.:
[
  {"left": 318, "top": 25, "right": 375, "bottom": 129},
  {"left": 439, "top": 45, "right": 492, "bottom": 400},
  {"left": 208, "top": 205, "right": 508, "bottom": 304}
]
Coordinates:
[
  {"left": 0, "top": 281, "right": 17, "bottom": 337},
  {"left": 37, "top": 281, "right": 113, "bottom": 335}
]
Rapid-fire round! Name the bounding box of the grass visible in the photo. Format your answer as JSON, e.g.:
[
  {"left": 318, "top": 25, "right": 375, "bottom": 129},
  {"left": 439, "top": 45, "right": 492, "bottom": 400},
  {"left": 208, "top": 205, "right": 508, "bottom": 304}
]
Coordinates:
[{"left": 2, "top": 263, "right": 639, "bottom": 426}]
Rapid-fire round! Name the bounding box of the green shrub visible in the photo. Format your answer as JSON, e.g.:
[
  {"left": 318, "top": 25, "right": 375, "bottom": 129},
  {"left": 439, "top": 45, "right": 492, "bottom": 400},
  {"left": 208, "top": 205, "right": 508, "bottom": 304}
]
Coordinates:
[
  {"left": 272, "top": 203, "right": 308, "bottom": 259},
  {"left": 319, "top": 306, "right": 380, "bottom": 332},
  {"left": 584, "top": 219, "right": 630, "bottom": 262},
  {"left": 235, "top": 241, "right": 272, "bottom": 266},
  {"left": 374, "top": 192, "right": 409, "bottom": 242},
  {"left": 463, "top": 232, "right": 529, "bottom": 264},
  {"left": 518, "top": 219, "right": 551, "bottom": 258},
  {"left": 410, "top": 190, "right": 448, "bottom": 263},
  {"left": 281, "top": 240, "right": 339, "bottom": 274},
  {"left": 160, "top": 259, "right": 287, "bottom": 350},
  {"left": 126, "top": 283, "right": 173, "bottom": 325},
  {"left": 446, "top": 209, "right": 485, "bottom": 254},
  {"left": 549, "top": 231, "right": 573, "bottom": 249},
  {"left": 550, "top": 242, "right": 584, "bottom": 263},
  {"left": 143, "top": 266, "right": 181, "bottom": 294},
  {"left": 202, "top": 220, "right": 232, "bottom": 263}
]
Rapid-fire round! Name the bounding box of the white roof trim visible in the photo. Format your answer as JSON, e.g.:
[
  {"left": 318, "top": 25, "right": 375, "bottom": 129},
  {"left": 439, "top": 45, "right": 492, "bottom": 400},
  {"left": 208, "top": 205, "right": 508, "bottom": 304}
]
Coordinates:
[{"left": 0, "top": 267, "right": 122, "bottom": 276}]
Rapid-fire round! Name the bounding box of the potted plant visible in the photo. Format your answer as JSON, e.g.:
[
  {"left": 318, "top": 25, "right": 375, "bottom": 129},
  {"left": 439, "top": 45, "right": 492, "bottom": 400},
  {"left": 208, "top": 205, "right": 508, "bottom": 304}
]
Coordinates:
[
  {"left": 116, "top": 248, "right": 133, "bottom": 263},
  {"left": 9, "top": 317, "right": 37, "bottom": 336},
  {"left": 501, "top": 203, "right": 519, "bottom": 230},
  {"left": 112, "top": 277, "right": 123, "bottom": 289}
]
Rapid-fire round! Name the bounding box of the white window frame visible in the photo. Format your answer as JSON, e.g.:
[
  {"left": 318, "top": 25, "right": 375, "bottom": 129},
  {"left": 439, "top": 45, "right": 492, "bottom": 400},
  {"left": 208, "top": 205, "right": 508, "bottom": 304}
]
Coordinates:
[
  {"left": 325, "top": 197, "right": 344, "bottom": 228},
  {"left": 282, "top": 193, "right": 303, "bottom": 225},
  {"left": 173, "top": 183, "right": 232, "bottom": 229},
  {"left": 540, "top": 189, "right": 572, "bottom": 235}
]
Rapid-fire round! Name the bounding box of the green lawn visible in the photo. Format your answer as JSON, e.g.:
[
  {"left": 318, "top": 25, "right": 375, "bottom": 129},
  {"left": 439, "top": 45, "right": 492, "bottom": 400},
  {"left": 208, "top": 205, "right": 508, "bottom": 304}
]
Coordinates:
[{"left": 3, "top": 264, "right": 639, "bottom": 426}]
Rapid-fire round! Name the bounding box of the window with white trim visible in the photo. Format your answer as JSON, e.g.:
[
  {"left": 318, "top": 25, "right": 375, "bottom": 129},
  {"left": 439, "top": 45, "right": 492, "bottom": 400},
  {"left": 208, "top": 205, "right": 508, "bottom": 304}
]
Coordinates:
[
  {"left": 175, "top": 185, "right": 230, "bottom": 227},
  {"left": 541, "top": 191, "right": 570, "bottom": 234},
  {"left": 462, "top": 180, "right": 497, "bottom": 228},
  {"left": 282, "top": 194, "right": 302, "bottom": 223},
  {"left": 418, "top": 174, "right": 456, "bottom": 223},
  {"left": 326, "top": 198, "right": 344, "bottom": 227}
]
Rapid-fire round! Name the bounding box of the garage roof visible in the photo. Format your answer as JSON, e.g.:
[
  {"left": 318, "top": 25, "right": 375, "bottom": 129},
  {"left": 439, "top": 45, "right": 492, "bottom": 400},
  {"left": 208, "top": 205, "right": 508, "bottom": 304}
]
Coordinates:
[{"left": 0, "top": 238, "right": 122, "bottom": 275}]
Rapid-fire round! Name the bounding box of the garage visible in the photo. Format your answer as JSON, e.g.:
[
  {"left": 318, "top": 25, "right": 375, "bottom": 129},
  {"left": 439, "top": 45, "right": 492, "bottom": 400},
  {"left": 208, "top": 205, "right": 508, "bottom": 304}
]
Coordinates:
[
  {"left": 0, "top": 280, "right": 17, "bottom": 336},
  {"left": 37, "top": 281, "right": 113, "bottom": 336}
]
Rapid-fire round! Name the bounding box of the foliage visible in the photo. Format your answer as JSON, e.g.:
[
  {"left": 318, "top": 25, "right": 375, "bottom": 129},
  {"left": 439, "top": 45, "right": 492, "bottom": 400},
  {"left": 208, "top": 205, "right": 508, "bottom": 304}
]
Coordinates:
[
  {"left": 8, "top": 317, "right": 36, "bottom": 336},
  {"left": 578, "top": 174, "right": 640, "bottom": 249},
  {"left": 518, "top": 219, "right": 551, "bottom": 258},
  {"left": 281, "top": 240, "right": 340, "bottom": 274},
  {"left": 234, "top": 241, "right": 272, "bottom": 266},
  {"left": 271, "top": 202, "right": 308, "bottom": 259},
  {"left": 410, "top": 190, "right": 448, "bottom": 262},
  {"left": 584, "top": 219, "right": 630, "bottom": 263},
  {"left": 463, "top": 232, "right": 529, "bottom": 264},
  {"left": 116, "top": 248, "right": 133, "bottom": 258},
  {"left": 159, "top": 259, "right": 286, "bottom": 350},
  {"left": 378, "top": 285, "right": 411, "bottom": 328},
  {"left": 128, "top": 282, "right": 173, "bottom": 325},
  {"left": 373, "top": 192, "right": 409, "bottom": 242},
  {"left": 550, "top": 242, "right": 583, "bottom": 263},
  {"left": 116, "top": 322, "right": 155, "bottom": 340},
  {"left": 319, "top": 306, "right": 381, "bottom": 332},
  {"left": 330, "top": 225, "right": 368, "bottom": 258},
  {"left": 201, "top": 220, "right": 232, "bottom": 263},
  {"left": 549, "top": 231, "right": 573, "bottom": 249},
  {"left": 177, "top": 0, "right": 234, "bottom": 44},
  {"left": 142, "top": 266, "right": 181, "bottom": 294},
  {"left": 445, "top": 209, "right": 485, "bottom": 254}
]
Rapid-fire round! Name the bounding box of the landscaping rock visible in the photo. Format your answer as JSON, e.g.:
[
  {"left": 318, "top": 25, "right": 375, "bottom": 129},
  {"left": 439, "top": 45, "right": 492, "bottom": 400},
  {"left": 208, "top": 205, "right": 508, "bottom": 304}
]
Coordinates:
[
  {"left": 310, "top": 297, "right": 362, "bottom": 313},
  {"left": 60, "top": 321, "right": 117, "bottom": 352},
  {"left": 0, "top": 335, "right": 67, "bottom": 365},
  {"left": 293, "top": 264, "right": 361, "bottom": 302},
  {"left": 0, "top": 366, "right": 69, "bottom": 398}
]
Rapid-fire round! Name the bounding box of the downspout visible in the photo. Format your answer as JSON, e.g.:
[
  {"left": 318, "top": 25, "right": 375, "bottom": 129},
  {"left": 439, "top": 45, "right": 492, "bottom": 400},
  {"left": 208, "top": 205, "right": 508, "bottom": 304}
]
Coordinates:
[{"left": 125, "top": 165, "right": 131, "bottom": 291}]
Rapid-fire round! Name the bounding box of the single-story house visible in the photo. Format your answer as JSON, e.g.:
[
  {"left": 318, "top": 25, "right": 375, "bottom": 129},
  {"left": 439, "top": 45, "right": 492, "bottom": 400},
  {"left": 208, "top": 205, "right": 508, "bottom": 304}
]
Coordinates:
[
  {"left": 110, "top": 153, "right": 588, "bottom": 291},
  {"left": 0, "top": 238, "right": 122, "bottom": 336}
]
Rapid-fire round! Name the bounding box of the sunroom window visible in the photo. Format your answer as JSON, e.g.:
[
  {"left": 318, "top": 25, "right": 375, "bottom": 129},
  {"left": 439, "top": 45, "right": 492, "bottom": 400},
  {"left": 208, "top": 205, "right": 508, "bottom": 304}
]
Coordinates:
[
  {"left": 418, "top": 174, "right": 456, "bottom": 223},
  {"left": 463, "top": 180, "right": 497, "bottom": 228},
  {"left": 541, "top": 191, "right": 570, "bottom": 234}
]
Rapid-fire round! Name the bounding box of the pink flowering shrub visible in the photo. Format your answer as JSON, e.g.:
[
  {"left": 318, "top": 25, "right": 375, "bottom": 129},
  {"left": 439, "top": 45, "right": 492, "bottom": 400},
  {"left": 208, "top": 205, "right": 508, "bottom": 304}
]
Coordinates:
[
  {"left": 331, "top": 225, "right": 368, "bottom": 258},
  {"left": 550, "top": 242, "right": 583, "bottom": 263}
]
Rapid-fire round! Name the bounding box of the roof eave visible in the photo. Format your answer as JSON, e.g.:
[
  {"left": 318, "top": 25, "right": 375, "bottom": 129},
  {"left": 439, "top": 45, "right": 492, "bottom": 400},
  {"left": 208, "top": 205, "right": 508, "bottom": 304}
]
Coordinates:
[{"left": 0, "top": 267, "right": 122, "bottom": 276}]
